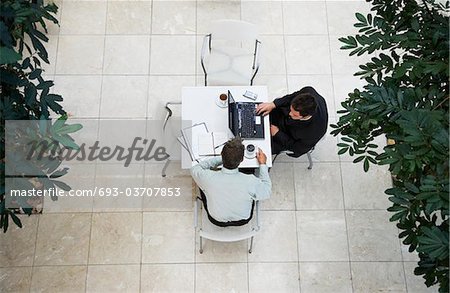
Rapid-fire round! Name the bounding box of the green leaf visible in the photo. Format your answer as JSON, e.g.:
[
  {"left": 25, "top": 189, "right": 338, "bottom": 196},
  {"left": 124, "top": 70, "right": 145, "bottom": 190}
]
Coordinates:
[
  {"left": 9, "top": 213, "right": 23, "bottom": 228},
  {"left": 404, "top": 182, "right": 420, "bottom": 194},
  {"left": 353, "top": 155, "right": 365, "bottom": 163},
  {"left": 29, "top": 69, "right": 43, "bottom": 80},
  {"left": 355, "top": 13, "right": 367, "bottom": 25},
  {"left": 0, "top": 47, "right": 21, "bottom": 64},
  {"left": 53, "top": 134, "right": 79, "bottom": 150},
  {"left": 338, "top": 148, "right": 348, "bottom": 155},
  {"left": 363, "top": 158, "right": 369, "bottom": 172},
  {"left": 341, "top": 137, "right": 353, "bottom": 143},
  {"left": 53, "top": 180, "right": 72, "bottom": 191}
]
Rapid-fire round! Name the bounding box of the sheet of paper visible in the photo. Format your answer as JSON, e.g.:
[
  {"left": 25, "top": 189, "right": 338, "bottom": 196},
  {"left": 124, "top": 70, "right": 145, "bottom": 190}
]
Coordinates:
[
  {"left": 255, "top": 116, "right": 261, "bottom": 125},
  {"left": 198, "top": 132, "right": 228, "bottom": 156}
]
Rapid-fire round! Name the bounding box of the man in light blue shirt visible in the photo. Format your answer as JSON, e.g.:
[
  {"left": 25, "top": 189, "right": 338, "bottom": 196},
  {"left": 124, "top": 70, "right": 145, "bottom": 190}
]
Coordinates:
[{"left": 191, "top": 137, "right": 271, "bottom": 224}]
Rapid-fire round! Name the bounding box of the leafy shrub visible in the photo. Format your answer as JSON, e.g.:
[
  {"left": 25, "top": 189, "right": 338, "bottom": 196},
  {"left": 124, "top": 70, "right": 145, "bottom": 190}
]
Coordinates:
[
  {"left": 1, "top": 0, "right": 80, "bottom": 232},
  {"left": 331, "top": 0, "right": 449, "bottom": 291}
]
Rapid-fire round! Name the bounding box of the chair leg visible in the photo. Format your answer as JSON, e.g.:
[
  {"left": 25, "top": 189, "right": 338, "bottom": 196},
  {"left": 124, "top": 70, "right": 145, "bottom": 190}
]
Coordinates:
[
  {"left": 272, "top": 154, "right": 279, "bottom": 164},
  {"left": 307, "top": 151, "right": 313, "bottom": 170},
  {"left": 199, "top": 236, "right": 203, "bottom": 254},
  {"left": 162, "top": 105, "right": 173, "bottom": 131},
  {"left": 249, "top": 236, "right": 254, "bottom": 253},
  {"left": 161, "top": 159, "right": 170, "bottom": 177}
]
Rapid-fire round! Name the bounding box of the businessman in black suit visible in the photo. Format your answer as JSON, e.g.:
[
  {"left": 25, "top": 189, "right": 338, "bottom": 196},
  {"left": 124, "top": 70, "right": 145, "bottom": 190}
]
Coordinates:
[{"left": 256, "top": 86, "right": 328, "bottom": 156}]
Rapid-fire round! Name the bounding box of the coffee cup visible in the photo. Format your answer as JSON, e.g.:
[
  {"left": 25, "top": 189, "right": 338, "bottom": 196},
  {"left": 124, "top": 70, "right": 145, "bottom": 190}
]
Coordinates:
[
  {"left": 219, "top": 93, "right": 228, "bottom": 105},
  {"left": 245, "top": 144, "right": 256, "bottom": 158}
]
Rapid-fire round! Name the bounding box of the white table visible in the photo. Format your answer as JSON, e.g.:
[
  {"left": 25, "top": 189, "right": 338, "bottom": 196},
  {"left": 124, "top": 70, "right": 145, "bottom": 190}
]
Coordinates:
[{"left": 181, "top": 86, "right": 272, "bottom": 169}]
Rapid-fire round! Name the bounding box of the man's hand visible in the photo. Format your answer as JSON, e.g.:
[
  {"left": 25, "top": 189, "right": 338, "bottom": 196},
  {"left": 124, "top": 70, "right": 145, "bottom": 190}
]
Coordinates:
[
  {"left": 256, "top": 102, "right": 276, "bottom": 116},
  {"left": 270, "top": 125, "right": 279, "bottom": 136},
  {"left": 256, "top": 148, "right": 267, "bottom": 165}
]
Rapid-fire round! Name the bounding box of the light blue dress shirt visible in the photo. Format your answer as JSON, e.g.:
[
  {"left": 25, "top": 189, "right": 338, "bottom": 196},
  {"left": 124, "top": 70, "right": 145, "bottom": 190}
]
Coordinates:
[{"left": 190, "top": 157, "right": 271, "bottom": 222}]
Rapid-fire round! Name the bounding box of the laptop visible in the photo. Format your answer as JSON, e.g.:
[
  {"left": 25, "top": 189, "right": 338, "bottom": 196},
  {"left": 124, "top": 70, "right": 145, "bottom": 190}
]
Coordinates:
[{"left": 228, "top": 90, "right": 265, "bottom": 139}]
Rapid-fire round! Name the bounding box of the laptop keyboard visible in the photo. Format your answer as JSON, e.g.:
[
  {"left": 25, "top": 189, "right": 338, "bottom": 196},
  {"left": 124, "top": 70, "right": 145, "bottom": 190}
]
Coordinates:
[{"left": 238, "top": 103, "right": 257, "bottom": 137}]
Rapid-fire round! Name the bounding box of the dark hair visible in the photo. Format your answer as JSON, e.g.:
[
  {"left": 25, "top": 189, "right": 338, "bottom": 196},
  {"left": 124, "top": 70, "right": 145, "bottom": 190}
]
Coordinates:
[
  {"left": 221, "top": 137, "right": 244, "bottom": 169},
  {"left": 291, "top": 93, "right": 317, "bottom": 117}
]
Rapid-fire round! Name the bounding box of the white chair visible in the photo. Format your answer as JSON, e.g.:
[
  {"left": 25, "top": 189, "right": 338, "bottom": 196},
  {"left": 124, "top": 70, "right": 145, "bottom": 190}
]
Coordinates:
[
  {"left": 194, "top": 196, "right": 261, "bottom": 254},
  {"left": 272, "top": 149, "right": 314, "bottom": 170},
  {"left": 271, "top": 134, "right": 328, "bottom": 169},
  {"left": 201, "top": 19, "right": 261, "bottom": 86}
]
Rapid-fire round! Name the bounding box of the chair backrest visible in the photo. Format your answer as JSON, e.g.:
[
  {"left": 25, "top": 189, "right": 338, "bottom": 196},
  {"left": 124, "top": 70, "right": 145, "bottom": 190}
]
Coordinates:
[
  {"left": 210, "top": 19, "right": 259, "bottom": 41},
  {"left": 195, "top": 197, "right": 260, "bottom": 242}
]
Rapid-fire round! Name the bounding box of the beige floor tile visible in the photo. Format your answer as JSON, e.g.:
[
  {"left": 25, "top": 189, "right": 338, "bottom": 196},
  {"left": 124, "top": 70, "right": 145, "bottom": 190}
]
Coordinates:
[
  {"left": 196, "top": 263, "right": 247, "bottom": 293},
  {"left": 93, "top": 164, "right": 144, "bottom": 212},
  {"left": 106, "top": 2, "right": 152, "bottom": 34},
  {"left": 309, "top": 128, "right": 340, "bottom": 163},
  {"left": 0, "top": 267, "right": 32, "bottom": 293},
  {"left": 273, "top": 122, "right": 339, "bottom": 164},
  {"left": 97, "top": 119, "right": 147, "bottom": 155},
  {"left": 141, "top": 264, "right": 194, "bottom": 293},
  {"left": 152, "top": 1, "right": 196, "bottom": 34},
  {"left": 253, "top": 74, "right": 288, "bottom": 100},
  {"left": 143, "top": 162, "right": 194, "bottom": 212},
  {"left": 150, "top": 36, "right": 196, "bottom": 75},
  {"left": 332, "top": 74, "right": 367, "bottom": 113},
  {"left": 346, "top": 210, "right": 402, "bottom": 261},
  {"left": 86, "top": 264, "right": 140, "bottom": 292},
  {"left": 58, "top": 119, "right": 99, "bottom": 154},
  {"left": 60, "top": 1, "right": 106, "bottom": 35},
  {"left": 341, "top": 162, "right": 392, "bottom": 209},
  {"left": 34, "top": 213, "right": 91, "bottom": 265},
  {"left": 326, "top": 1, "right": 372, "bottom": 36},
  {"left": 248, "top": 211, "right": 298, "bottom": 262},
  {"left": 56, "top": 36, "right": 104, "bottom": 74},
  {"left": 300, "top": 262, "right": 352, "bottom": 293},
  {"left": 351, "top": 262, "right": 406, "bottom": 293},
  {"left": 295, "top": 162, "right": 344, "bottom": 210},
  {"left": 403, "top": 262, "right": 439, "bottom": 293},
  {"left": 142, "top": 212, "right": 194, "bottom": 263},
  {"left": 30, "top": 265, "right": 86, "bottom": 293},
  {"left": 286, "top": 36, "right": 331, "bottom": 74},
  {"left": 401, "top": 243, "right": 419, "bottom": 262},
  {"left": 100, "top": 75, "right": 148, "bottom": 118},
  {"left": 147, "top": 75, "right": 196, "bottom": 119},
  {"left": 249, "top": 262, "right": 300, "bottom": 293},
  {"left": 196, "top": 1, "right": 240, "bottom": 35},
  {"left": 42, "top": 163, "right": 95, "bottom": 213},
  {"left": 288, "top": 75, "right": 336, "bottom": 116},
  {"left": 0, "top": 216, "right": 38, "bottom": 267},
  {"left": 283, "top": 1, "right": 328, "bottom": 35},
  {"left": 329, "top": 36, "right": 373, "bottom": 75},
  {"left": 297, "top": 210, "right": 349, "bottom": 261},
  {"left": 258, "top": 35, "right": 286, "bottom": 75},
  {"left": 195, "top": 238, "right": 248, "bottom": 263},
  {"left": 241, "top": 1, "right": 283, "bottom": 35},
  {"left": 89, "top": 213, "right": 142, "bottom": 264},
  {"left": 142, "top": 173, "right": 193, "bottom": 212},
  {"left": 54, "top": 75, "right": 102, "bottom": 118},
  {"left": 262, "top": 162, "right": 295, "bottom": 210},
  {"left": 103, "top": 36, "right": 150, "bottom": 74}
]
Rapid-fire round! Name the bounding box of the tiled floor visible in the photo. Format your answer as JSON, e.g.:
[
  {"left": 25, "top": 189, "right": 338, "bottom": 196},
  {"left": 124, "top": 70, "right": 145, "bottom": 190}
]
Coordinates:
[{"left": 0, "top": 0, "right": 439, "bottom": 292}]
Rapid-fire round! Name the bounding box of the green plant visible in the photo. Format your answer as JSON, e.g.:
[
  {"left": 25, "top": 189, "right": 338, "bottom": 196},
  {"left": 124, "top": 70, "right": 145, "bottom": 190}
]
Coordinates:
[
  {"left": 1, "top": 0, "right": 80, "bottom": 232},
  {"left": 331, "top": 0, "right": 449, "bottom": 291}
]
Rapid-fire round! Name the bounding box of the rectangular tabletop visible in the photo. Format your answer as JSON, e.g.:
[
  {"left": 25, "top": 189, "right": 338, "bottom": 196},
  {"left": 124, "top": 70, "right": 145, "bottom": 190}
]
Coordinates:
[{"left": 181, "top": 86, "right": 272, "bottom": 169}]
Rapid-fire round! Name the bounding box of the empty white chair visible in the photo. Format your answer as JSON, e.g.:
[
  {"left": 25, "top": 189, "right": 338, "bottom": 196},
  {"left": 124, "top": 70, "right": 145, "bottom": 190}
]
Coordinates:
[{"left": 201, "top": 19, "right": 261, "bottom": 86}]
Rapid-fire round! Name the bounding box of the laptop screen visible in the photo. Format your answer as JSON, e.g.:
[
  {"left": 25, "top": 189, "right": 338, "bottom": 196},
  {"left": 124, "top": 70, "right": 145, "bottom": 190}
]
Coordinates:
[{"left": 228, "top": 90, "right": 237, "bottom": 136}]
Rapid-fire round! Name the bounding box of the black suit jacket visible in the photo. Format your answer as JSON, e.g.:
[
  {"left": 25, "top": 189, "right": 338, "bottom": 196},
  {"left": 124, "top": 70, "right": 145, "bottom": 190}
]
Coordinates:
[{"left": 270, "top": 87, "right": 328, "bottom": 156}]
